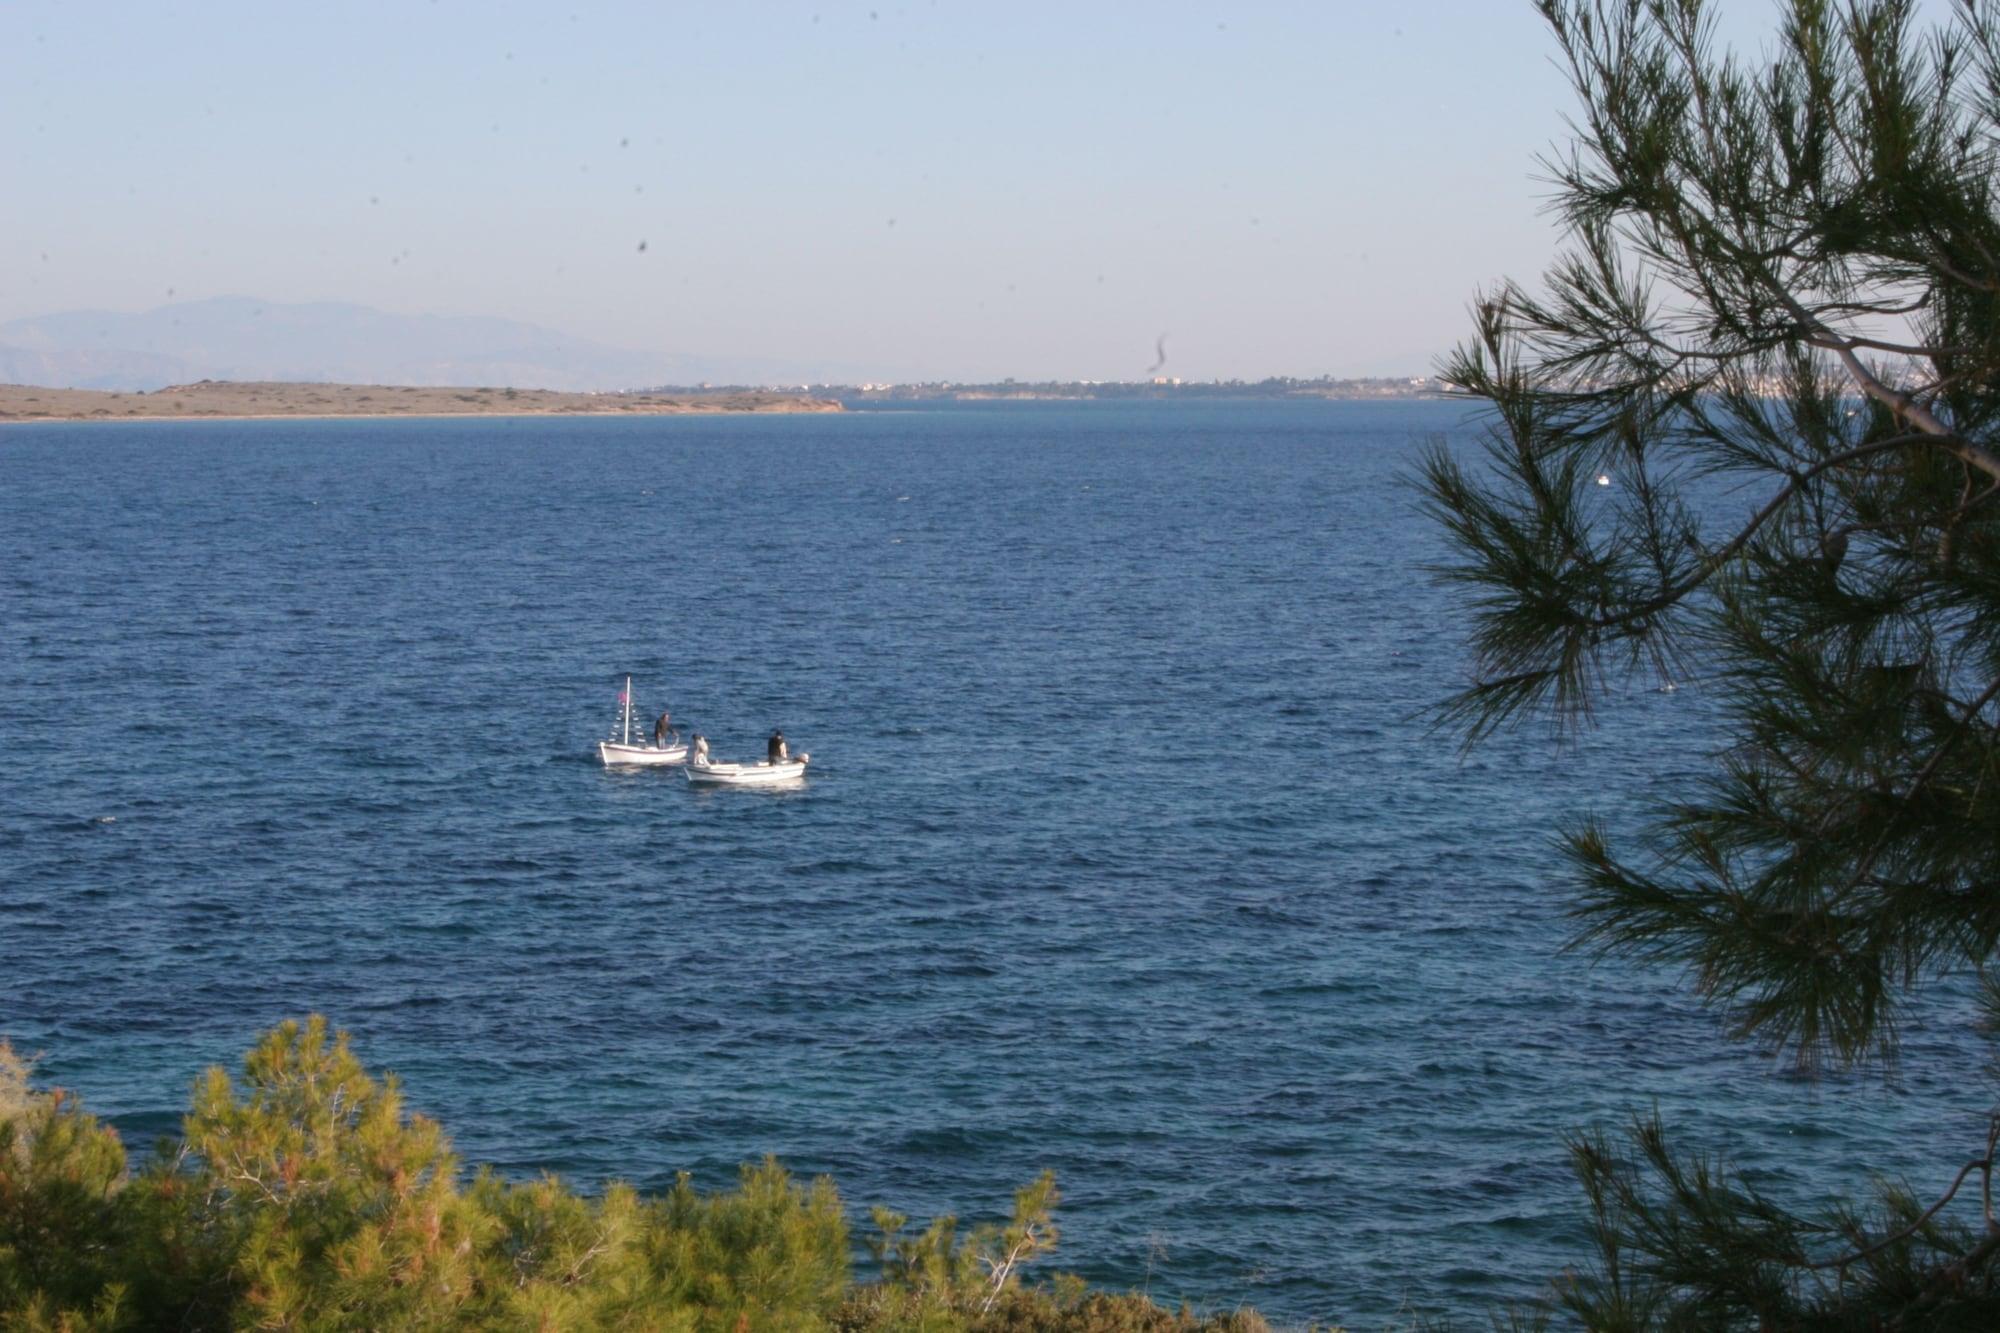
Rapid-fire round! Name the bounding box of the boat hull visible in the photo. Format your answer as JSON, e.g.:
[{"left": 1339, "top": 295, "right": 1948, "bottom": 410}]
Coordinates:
[
  {"left": 599, "top": 741, "right": 689, "bottom": 767},
  {"left": 684, "top": 758, "right": 808, "bottom": 785}
]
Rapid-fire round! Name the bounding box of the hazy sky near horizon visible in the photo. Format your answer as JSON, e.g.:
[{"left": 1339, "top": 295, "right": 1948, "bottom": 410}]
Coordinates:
[{"left": 0, "top": 1, "right": 1887, "bottom": 381}]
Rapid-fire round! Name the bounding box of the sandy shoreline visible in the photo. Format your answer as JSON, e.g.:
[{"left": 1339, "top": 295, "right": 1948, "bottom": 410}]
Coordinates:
[{"left": 0, "top": 379, "right": 843, "bottom": 423}]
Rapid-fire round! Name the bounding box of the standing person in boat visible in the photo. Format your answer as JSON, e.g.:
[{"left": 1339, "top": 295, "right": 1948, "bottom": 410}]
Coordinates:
[
  {"left": 654, "top": 710, "right": 674, "bottom": 747},
  {"left": 690, "top": 734, "right": 710, "bottom": 767},
  {"left": 768, "top": 729, "right": 788, "bottom": 764}
]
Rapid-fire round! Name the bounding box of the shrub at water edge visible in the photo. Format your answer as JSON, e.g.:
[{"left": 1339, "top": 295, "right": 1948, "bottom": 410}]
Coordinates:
[{"left": 0, "top": 1019, "right": 1287, "bottom": 1332}]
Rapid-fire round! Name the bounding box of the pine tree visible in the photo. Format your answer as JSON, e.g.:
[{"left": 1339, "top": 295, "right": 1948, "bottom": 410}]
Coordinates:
[
  {"left": 1423, "top": 0, "right": 2000, "bottom": 1323},
  {"left": 0, "top": 1043, "right": 130, "bottom": 1330},
  {"left": 142, "top": 1015, "right": 485, "bottom": 1328}
]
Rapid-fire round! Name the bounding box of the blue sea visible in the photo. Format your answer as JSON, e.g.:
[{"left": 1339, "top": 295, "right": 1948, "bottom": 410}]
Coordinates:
[{"left": 1, "top": 400, "right": 1989, "bottom": 1326}]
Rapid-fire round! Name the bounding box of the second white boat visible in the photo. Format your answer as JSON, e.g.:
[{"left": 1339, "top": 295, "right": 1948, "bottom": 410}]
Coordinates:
[
  {"left": 684, "top": 734, "right": 810, "bottom": 785},
  {"left": 684, "top": 757, "right": 810, "bottom": 786}
]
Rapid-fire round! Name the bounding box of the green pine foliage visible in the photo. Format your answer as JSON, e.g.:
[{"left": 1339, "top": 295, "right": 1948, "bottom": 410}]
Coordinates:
[
  {"left": 0, "top": 1044, "right": 130, "bottom": 1331},
  {"left": 1424, "top": 0, "right": 2000, "bottom": 1325},
  {"left": 0, "top": 1022, "right": 1290, "bottom": 1332}
]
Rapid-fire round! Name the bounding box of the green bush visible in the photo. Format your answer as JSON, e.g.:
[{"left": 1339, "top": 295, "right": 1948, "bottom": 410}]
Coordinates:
[
  {"left": 0, "top": 1044, "right": 130, "bottom": 1330},
  {"left": 0, "top": 1020, "right": 1290, "bottom": 1332}
]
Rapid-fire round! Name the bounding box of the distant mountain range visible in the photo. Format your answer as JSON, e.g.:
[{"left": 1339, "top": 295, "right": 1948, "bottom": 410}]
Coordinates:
[{"left": 0, "top": 298, "right": 843, "bottom": 392}]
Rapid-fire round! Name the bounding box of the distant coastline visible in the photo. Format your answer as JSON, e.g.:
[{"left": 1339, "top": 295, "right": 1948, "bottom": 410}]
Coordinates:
[
  {"left": 823, "top": 374, "right": 1452, "bottom": 403},
  {"left": 0, "top": 380, "right": 843, "bottom": 423},
  {"left": 0, "top": 374, "right": 1461, "bottom": 425}
]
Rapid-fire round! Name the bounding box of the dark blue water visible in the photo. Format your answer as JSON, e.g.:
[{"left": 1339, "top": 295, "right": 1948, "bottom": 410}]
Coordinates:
[{"left": 1, "top": 401, "right": 1989, "bottom": 1325}]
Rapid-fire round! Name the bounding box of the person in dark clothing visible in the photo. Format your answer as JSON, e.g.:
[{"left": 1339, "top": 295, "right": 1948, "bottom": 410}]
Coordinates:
[
  {"left": 654, "top": 711, "right": 672, "bottom": 746},
  {"left": 768, "top": 730, "right": 788, "bottom": 764}
]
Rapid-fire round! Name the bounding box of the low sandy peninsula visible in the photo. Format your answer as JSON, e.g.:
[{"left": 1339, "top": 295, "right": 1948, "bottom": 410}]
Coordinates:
[{"left": 0, "top": 380, "right": 843, "bottom": 422}]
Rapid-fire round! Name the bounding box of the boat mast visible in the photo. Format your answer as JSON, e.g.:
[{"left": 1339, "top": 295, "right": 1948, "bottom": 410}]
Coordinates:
[{"left": 623, "top": 675, "right": 632, "bottom": 745}]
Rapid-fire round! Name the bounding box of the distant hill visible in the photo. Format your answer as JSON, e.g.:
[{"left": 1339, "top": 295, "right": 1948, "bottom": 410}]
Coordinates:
[
  {"left": 0, "top": 298, "right": 826, "bottom": 392},
  {"left": 0, "top": 380, "right": 841, "bottom": 422}
]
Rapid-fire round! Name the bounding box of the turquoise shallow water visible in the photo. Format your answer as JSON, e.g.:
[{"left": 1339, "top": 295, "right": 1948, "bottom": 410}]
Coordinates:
[{"left": 0, "top": 399, "right": 1989, "bottom": 1324}]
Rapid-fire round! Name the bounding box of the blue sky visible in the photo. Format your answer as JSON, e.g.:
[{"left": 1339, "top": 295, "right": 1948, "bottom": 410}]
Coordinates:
[{"left": 0, "top": 2, "right": 1866, "bottom": 381}]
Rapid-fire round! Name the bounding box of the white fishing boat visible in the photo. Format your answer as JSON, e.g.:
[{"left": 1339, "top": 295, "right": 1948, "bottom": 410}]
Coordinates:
[
  {"left": 683, "top": 736, "right": 810, "bottom": 786},
  {"left": 684, "top": 757, "right": 810, "bottom": 786},
  {"left": 598, "top": 676, "right": 689, "bottom": 767}
]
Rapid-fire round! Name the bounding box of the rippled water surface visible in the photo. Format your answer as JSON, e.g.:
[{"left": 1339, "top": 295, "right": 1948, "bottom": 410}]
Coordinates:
[{"left": 2, "top": 401, "right": 1989, "bottom": 1325}]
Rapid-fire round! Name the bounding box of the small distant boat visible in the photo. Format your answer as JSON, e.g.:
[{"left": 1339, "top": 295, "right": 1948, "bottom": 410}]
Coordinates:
[
  {"left": 598, "top": 675, "right": 688, "bottom": 767},
  {"left": 685, "top": 758, "right": 810, "bottom": 786},
  {"left": 684, "top": 739, "right": 810, "bottom": 786},
  {"left": 1596, "top": 473, "right": 1612, "bottom": 487}
]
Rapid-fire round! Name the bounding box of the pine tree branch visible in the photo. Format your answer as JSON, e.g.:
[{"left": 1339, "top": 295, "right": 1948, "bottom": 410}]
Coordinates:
[
  {"left": 1805, "top": 1122, "right": 1997, "bottom": 1272},
  {"left": 1775, "top": 288, "right": 2000, "bottom": 482},
  {"left": 1821, "top": 333, "right": 1974, "bottom": 358},
  {"left": 1833, "top": 672, "right": 2000, "bottom": 904},
  {"left": 1579, "top": 431, "right": 1936, "bottom": 631}
]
